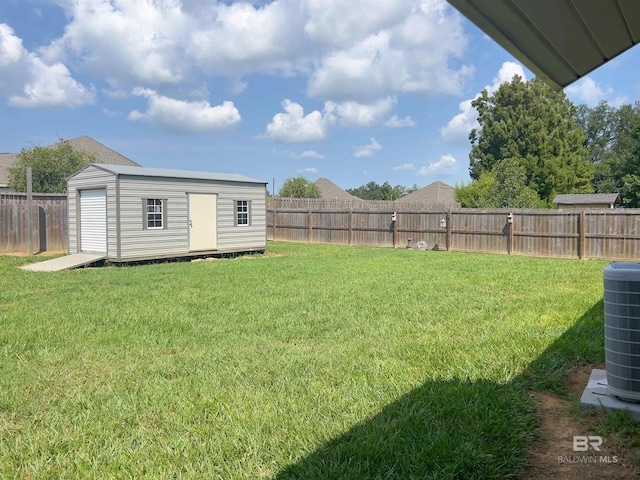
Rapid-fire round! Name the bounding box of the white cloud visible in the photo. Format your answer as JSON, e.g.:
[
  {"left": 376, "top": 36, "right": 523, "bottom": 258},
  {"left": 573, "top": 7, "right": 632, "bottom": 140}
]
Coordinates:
[
  {"left": 303, "top": 0, "right": 412, "bottom": 47},
  {"left": 8, "top": 62, "right": 95, "bottom": 108},
  {"left": 353, "top": 137, "right": 381, "bottom": 158},
  {"left": 3, "top": 0, "right": 475, "bottom": 113},
  {"left": 329, "top": 97, "right": 396, "bottom": 127},
  {"left": 297, "top": 167, "right": 318, "bottom": 174},
  {"left": 393, "top": 163, "right": 415, "bottom": 171},
  {"left": 384, "top": 115, "right": 415, "bottom": 128},
  {"left": 565, "top": 78, "right": 603, "bottom": 106},
  {"left": 489, "top": 61, "right": 526, "bottom": 92},
  {"left": 0, "top": 23, "right": 95, "bottom": 108},
  {"left": 187, "top": 1, "right": 309, "bottom": 76},
  {"left": 440, "top": 98, "right": 476, "bottom": 143},
  {"left": 565, "top": 77, "right": 627, "bottom": 107},
  {"left": 264, "top": 99, "right": 335, "bottom": 143},
  {"left": 441, "top": 61, "right": 526, "bottom": 143},
  {"left": 43, "top": 0, "right": 191, "bottom": 88},
  {"left": 0, "top": 24, "right": 22, "bottom": 66},
  {"left": 307, "top": 1, "right": 471, "bottom": 101},
  {"left": 294, "top": 150, "right": 325, "bottom": 159},
  {"left": 129, "top": 89, "right": 241, "bottom": 133},
  {"left": 417, "top": 154, "right": 457, "bottom": 176}
]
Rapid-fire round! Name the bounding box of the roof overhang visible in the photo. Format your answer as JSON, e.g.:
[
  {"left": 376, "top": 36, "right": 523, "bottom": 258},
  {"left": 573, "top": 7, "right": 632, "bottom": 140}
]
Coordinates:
[{"left": 447, "top": 0, "right": 640, "bottom": 90}]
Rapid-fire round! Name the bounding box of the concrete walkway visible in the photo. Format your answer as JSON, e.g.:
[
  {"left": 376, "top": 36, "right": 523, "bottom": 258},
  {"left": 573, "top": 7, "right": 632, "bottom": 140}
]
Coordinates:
[{"left": 20, "top": 252, "right": 106, "bottom": 272}]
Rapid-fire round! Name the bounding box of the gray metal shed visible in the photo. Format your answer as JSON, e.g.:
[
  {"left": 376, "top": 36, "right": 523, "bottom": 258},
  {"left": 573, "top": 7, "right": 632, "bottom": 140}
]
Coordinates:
[
  {"left": 553, "top": 193, "right": 621, "bottom": 210},
  {"left": 67, "top": 164, "right": 267, "bottom": 262}
]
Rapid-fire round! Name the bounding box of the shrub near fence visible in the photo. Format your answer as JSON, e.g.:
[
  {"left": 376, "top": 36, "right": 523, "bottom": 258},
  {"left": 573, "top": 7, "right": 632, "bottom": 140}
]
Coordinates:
[{"left": 268, "top": 205, "right": 640, "bottom": 261}]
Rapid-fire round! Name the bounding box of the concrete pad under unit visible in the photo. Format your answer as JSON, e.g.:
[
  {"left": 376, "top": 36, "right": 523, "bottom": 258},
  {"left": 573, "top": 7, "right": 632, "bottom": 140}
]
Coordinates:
[
  {"left": 580, "top": 369, "right": 640, "bottom": 422},
  {"left": 20, "top": 253, "right": 106, "bottom": 272}
]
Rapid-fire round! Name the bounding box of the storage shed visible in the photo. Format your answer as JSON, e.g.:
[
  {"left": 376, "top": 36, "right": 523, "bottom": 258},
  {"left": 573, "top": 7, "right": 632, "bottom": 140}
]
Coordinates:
[
  {"left": 67, "top": 164, "right": 267, "bottom": 262},
  {"left": 553, "top": 193, "right": 621, "bottom": 210}
]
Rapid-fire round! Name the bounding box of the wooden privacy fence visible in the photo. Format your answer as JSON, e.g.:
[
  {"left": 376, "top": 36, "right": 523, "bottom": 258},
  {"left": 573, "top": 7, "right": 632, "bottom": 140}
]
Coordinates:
[
  {"left": 0, "top": 204, "right": 68, "bottom": 254},
  {"left": 267, "top": 197, "right": 459, "bottom": 211},
  {"left": 268, "top": 207, "right": 640, "bottom": 261},
  {"left": 0, "top": 192, "right": 67, "bottom": 205}
]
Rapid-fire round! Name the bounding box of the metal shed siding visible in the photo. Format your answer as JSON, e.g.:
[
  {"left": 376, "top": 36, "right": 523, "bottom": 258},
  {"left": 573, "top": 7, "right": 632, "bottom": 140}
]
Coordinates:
[
  {"left": 216, "top": 189, "right": 266, "bottom": 251},
  {"left": 117, "top": 177, "right": 189, "bottom": 260},
  {"left": 68, "top": 166, "right": 116, "bottom": 255},
  {"left": 117, "top": 176, "right": 266, "bottom": 261}
]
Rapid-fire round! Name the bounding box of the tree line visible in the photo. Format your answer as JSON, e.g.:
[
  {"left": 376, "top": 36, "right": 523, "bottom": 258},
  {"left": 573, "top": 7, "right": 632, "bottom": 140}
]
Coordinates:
[
  {"left": 276, "top": 178, "right": 419, "bottom": 200},
  {"left": 457, "top": 76, "right": 640, "bottom": 208}
]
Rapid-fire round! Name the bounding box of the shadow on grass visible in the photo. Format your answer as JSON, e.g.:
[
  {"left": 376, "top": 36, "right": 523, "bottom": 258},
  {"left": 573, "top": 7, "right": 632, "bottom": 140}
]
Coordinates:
[{"left": 275, "top": 300, "right": 605, "bottom": 479}]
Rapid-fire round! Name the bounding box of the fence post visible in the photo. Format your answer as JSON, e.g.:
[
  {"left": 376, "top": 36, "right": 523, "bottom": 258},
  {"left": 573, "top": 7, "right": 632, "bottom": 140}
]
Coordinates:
[
  {"left": 348, "top": 210, "right": 353, "bottom": 246},
  {"left": 308, "top": 210, "right": 313, "bottom": 243},
  {"left": 26, "top": 167, "right": 33, "bottom": 255},
  {"left": 273, "top": 209, "right": 277, "bottom": 242},
  {"left": 578, "top": 210, "right": 586, "bottom": 260},
  {"left": 446, "top": 210, "right": 452, "bottom": 251},
  {"left": 507, "top": 212, "right": 514, "bottom": 255},
  {"left": 393, "top": 212, "right": 398, "bottom": 248}
]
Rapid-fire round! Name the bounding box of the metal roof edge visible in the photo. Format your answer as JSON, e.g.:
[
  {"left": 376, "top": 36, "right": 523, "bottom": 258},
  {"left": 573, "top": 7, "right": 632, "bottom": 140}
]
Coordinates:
[{"left": 93, "top": 164, "right": 267, "bottom": 184}]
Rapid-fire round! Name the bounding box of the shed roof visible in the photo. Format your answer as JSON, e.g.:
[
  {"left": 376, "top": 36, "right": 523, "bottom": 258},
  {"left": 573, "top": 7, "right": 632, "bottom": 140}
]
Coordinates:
[
  {"left": 553, "top": 193, "right": 621, "bottom": 205},
  {"left": 447, "top": 0, "right": 640, "bottom": 90},
  {"left": 397, "top": 181, "right": 456, "bottom": 205},
  {"left": 314, "top": 177, "right": 360, "bottom": 200},
  {"left": 80, "top": 164, "right": 267, "bottom": 185}
]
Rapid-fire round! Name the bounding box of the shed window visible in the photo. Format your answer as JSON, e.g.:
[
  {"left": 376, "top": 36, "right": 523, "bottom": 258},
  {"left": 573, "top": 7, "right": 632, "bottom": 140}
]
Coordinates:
[
  {"left": 143, "top": 198, "right": 167, "bottom": 230},
  {"left": 236, "top": 200, "right": 250, "bottom": 226}
]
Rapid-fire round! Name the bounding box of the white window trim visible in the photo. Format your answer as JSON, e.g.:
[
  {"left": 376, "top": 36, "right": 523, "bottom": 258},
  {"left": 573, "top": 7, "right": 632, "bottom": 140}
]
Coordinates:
[
  {"left": 143, "top": 198, "right": 166, "bottom": 230},
  {"left": 236, "top": 200, "right": 250, "bottom": 227}
]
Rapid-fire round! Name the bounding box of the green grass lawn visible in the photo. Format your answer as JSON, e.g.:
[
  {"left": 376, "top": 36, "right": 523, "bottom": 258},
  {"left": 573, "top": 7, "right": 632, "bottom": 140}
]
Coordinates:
[{"left": 0, "top": 242, "right": 615, "bottom": 478}]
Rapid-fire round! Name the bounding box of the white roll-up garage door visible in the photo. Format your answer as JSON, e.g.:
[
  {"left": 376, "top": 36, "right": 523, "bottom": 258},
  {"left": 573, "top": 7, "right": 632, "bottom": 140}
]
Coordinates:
[{"left": 80, "top": 189, "right": 107, "bottom": 253}]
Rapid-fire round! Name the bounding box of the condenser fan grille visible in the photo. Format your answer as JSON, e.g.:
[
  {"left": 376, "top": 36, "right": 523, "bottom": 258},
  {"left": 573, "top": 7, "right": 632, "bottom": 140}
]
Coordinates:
[{"left": 604, "top": 262, "right": 640, "bottom": 402}]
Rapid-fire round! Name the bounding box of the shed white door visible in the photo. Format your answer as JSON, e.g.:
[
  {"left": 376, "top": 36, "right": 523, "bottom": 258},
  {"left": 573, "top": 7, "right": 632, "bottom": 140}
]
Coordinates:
[
  {"left": 189, "top": 194, "right": 217, "bottom": 251},
  {"left": 80, "top": 189, "right": 107, "bottom": 253}
]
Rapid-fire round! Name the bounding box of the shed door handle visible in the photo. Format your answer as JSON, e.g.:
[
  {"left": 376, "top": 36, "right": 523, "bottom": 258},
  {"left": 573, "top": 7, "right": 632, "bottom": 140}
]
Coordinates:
[{"left": 189, "top": 220, "right": 193, "bottom": 227}]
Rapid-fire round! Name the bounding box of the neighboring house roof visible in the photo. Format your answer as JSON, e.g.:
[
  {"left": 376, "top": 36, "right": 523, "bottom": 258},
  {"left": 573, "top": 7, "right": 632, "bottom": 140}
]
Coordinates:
[
  {"left": 553, "top": 193, "right": 621, "bottom": 205},
  {"left": 398, "top": 181, "right": 456, "bottom": 205},
  {"left": 64, "top": 136, "right": 140, "bottom": 167},
  {"left": 447, "top": 0, "right": 640, "bottom": 90},
  {"left": 314, "top": 177, "right": 360, "bottom": 200},
  {"left": 0, "top": 153, "right": 19, "bottom": 187},
  {"left": 0, "top": 136, "right": 140, "bottom": 188},
  {"left": 77, "top": 163, "right": 267, "bottom": 185}
]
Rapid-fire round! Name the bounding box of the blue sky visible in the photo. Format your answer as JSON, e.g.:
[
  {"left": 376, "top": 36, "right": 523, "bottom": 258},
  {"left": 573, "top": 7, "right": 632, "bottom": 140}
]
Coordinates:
[{"left": 1, "top": 0, "right": 639, "bottom": 193}]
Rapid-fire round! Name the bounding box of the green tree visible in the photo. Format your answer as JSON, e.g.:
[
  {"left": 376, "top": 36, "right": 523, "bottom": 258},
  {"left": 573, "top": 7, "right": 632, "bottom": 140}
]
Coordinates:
[
  {"left": 575, "top": 101, "right": 640, "bottom": 194},
  {"left": 278, "top": 176, "right": 322, "bottom": 198},
  {"left": 455, "top": 159, "right": 541, "bottom": 208},
  {"left": 455, "top": 174, "right": 495, "bottom": 208},
  {"left": 619, "top": 113, "right": 640, "bottom": 207},
  {"left": 346, "top": 181, "right": 406, "bottom": 200},
  {"left": 492, "top": 159, "right": 542, "bottom": 208},
  {"left": 8, "top": 139, "right": 95, "bottom": 193},
  {"left": 469, "top": 76, "right": 592, "bottom": 204}
]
